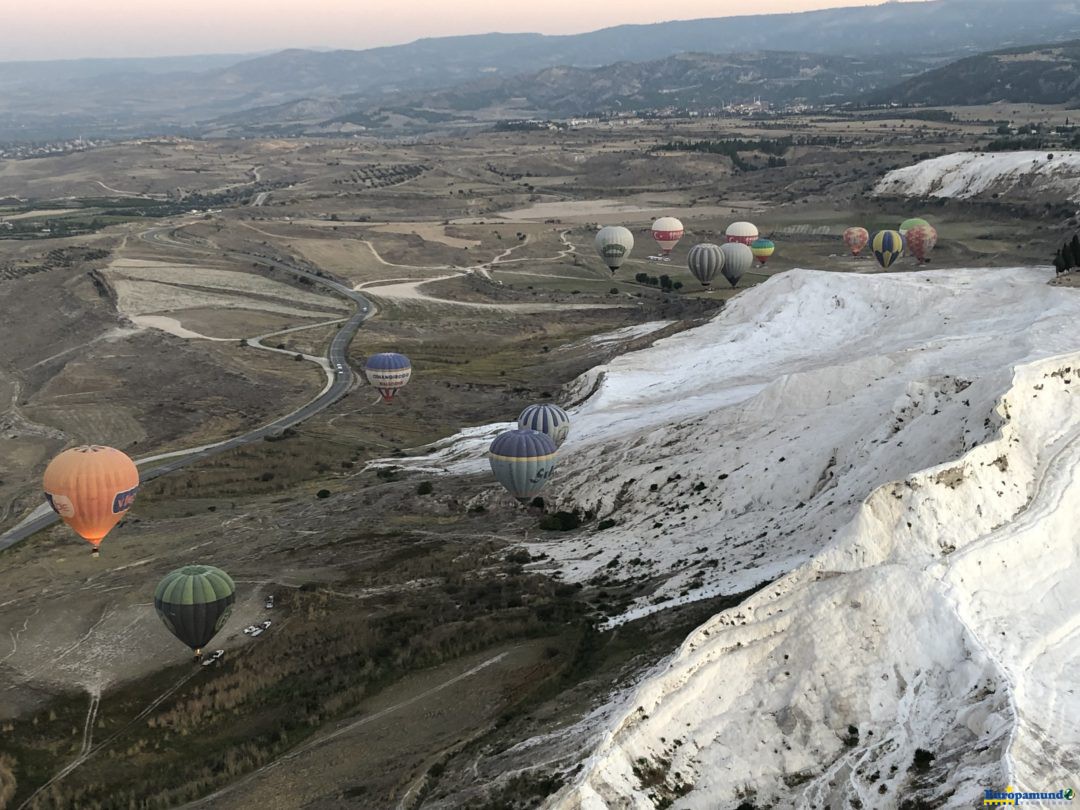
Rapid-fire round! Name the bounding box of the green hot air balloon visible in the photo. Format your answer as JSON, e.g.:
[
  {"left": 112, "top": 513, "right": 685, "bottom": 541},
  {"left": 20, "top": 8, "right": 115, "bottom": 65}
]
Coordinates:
[
  {"left": 750, "top": 238, "right": 775, "bottom": 265},
  {"left": 899, "top": 217, "right": 930, "bottom": 237},
  {"left": 154, "top": 565, "right": 236, "bottom": 660},
  {"left": 595, "top": 226, "right": 634, "bottom": 273}
]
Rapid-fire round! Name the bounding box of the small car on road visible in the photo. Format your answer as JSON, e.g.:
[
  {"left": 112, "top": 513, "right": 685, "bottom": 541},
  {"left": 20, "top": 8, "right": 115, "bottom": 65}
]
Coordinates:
[{"left": 201, "top": 650, "right": 225, "bottom": 667}]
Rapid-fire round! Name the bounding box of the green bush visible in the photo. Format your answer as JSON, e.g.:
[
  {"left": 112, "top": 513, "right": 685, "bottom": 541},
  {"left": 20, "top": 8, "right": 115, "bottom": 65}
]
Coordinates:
[
  {"left": 539, "top": 511, "right": 582, "bottom": 531},
  {"left": 316, "top": 489, "right": 331, "bottom": 499},
  {"left": 417, "top": 481, "right": 434, "bottom": 496}
]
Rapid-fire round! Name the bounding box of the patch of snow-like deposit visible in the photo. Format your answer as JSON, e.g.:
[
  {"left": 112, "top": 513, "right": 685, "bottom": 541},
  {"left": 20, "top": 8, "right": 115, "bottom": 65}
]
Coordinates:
[
  {"left": 388, "top": 266, "right": 1080, "bottom": 807},
  {"left": 874, "top": 150, "right": 1080, "bottom": 203},
  {"left": 549, "top": 267, "right": 1080, "bottom": 808}
]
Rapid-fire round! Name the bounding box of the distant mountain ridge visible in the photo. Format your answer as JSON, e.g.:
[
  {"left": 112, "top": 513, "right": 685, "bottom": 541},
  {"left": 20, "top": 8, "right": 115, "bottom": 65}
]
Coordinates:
[
  {"left": 871, "top": 39, "right": 1080, "bottom": 106},
  {"left": 204, "top": 0, "right": 1080, "bottom": 104},
  {"left": 3, "top": 0, "right": 1080, "bottom": 140},
  {"left": 422, "top": 51, "right": 929, "bottom": 113}
]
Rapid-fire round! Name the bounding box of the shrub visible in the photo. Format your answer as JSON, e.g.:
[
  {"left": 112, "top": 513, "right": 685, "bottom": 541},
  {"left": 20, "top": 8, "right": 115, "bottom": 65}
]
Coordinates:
[
  {"left": 316, "top": 489, "right": 331, "bottom": 499},
  {"left": 597, "top": 519, "right": 616, "bottom": 531},
  {"left": 417, "top": 481, "right": 434, "bottom": 496},
  {"left": 912, "top": 748, "right": 935, "bottom": 772},
  {"left": 539, "top": 511, "right": 582, "bottom": 531}
]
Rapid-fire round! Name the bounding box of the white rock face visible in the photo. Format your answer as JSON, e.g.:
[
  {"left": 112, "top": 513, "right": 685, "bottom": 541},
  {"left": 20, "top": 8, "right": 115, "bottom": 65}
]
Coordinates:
[
  {"left": 873, "top": 150, "right": 1080, "bottom": 203},
  {"left": 544, "top": 268, "right": 1080, "bottom": 808},
  {"left": 382, "top": 267, "right": 1080, "bottom": 807}
]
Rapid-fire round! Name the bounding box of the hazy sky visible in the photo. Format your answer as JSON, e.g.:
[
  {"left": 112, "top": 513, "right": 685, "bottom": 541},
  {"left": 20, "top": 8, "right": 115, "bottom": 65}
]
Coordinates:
[{"left": 5, "top": 0, "right": 924, "bottom": 62}]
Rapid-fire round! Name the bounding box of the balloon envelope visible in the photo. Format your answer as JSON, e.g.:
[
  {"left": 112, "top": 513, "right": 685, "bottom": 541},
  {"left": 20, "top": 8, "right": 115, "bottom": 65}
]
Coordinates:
[
  {"left": 899, "top": 218, "right": 930, "bottom": 237},
  {"left": 651, "top": 217, "right": 684, "bottom": 255},
  {"left": 489, "top": 429, "right": 557, "bottom": 502},
  {"left": 905, "top": 223, "right": 938, "bottom": 262},
  {"left": 720, "top": 242, "right": 754, "bottom": 287},
  {"left": 687, "top": 243, "right": 725, "bottom": 287},
  {"left": 43, "top": 445, "right": 139, "bottom": 552},
  {"left": 750, "top": 238, "right": 775, "bottom": 264},
  {"left": 872, "top": 230, "right": 905, "bottom": 269},
  {"left": 843, "top": 227, "right": 870, "bottom": 256},
  {"left": 365, "top": 353, "right": 412, "bottom": 402},
  {"left": 726, "top": 222, "right": 759, "bottom": 246},
  {"left": 518, "top": 404, "right": 571, "bottom": 447},
  {"left": 154, "top": 565, "right": 236, "bottom": 655},
  {"left": 595, "top": 226, "right": 634, "bottom": 272}
]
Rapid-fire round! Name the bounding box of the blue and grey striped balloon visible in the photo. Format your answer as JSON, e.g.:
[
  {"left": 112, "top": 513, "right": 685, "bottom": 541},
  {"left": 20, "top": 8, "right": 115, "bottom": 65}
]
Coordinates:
[
  {"left": 489, "top": 429, "right": 557, "bottom": 502},
  {"left": 518, "top": 403, "right": 571, "bottom": 447}
]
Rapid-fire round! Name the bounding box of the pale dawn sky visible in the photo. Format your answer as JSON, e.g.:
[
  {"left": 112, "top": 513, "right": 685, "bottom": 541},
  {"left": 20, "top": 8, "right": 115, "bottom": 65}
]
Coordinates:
[{"left": 5, "top": 0, "right": 927, "bottom": 62}]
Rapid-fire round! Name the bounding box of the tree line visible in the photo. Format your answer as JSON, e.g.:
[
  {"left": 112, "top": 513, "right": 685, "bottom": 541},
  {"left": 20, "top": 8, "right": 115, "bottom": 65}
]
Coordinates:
[{"left": 1052, "top": 233, "right": 1080, "bottom": 275}]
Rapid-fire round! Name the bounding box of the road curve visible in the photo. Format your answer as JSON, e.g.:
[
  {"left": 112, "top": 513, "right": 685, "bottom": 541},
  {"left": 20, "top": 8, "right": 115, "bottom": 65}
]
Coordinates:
[{"left": 0, "top": 224, "right": 373, "bottom": 552}]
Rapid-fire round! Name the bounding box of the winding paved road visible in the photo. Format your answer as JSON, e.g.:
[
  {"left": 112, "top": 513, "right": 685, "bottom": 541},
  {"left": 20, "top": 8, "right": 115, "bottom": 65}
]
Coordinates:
[{"left": 0, "top": 224, "right": 373, "bottom": 552}]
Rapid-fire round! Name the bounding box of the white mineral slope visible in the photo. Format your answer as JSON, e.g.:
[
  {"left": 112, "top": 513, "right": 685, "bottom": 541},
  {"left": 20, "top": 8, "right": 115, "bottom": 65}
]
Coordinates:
[
  {"left": 537, "top": 268, "right": 1080, "bottom": 808},
  {"left": 874, "top": 150, "right": 1080, "bottom": 203}
]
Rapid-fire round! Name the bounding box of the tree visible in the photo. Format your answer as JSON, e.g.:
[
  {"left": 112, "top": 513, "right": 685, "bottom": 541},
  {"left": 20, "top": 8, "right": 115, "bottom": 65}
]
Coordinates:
[
  {"left": 1063, "top": 241, "right": 1077, "bottom": 271},
  {"left": 1053, "top": 247, "right": 1067, "bottom": 276},
  {"left": 659, "top": 274, "right": 673, "bottom": 291},
  {"left": 635, "top": 272, "right": 649, "bottom": 284},
  {"left": 1071, "top": 234, "right": 1080, "bottom": 264}
]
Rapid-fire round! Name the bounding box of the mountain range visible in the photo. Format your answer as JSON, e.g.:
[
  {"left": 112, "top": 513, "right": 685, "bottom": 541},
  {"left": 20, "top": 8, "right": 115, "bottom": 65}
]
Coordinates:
[
  {"left": 871, "top": 38, "right": 1080, "bottom": 106},
  {"left": 2, "top": 0, "right": 1080, "bottom": 140}
]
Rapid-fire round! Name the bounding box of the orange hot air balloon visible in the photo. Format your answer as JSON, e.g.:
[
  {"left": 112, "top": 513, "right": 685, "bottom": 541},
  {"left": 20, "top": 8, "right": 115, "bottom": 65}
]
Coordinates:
[{"left": 43, "top": 446, "right": 140, "bottom": 556}]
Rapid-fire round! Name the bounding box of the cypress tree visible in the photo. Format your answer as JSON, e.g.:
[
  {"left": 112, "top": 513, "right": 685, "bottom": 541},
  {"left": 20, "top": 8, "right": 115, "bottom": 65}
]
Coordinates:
[
  {"left": 1053, "top": 247, "right": 1067, "bottom": 275},
  {"left": 1063, "top": 241, "right": 1077, "bottom": 271},
  {"left": 1071, "top": 234, "right": 1080, "bottom": 265}
]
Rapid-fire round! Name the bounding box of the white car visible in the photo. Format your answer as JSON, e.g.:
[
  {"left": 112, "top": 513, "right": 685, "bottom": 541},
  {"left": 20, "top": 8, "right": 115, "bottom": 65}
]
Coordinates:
[
  {"left": 242, "top": 625, "right": 259, "bottom": 635},
  {"left": 201, "top": 650, "right": 225, "bottom": 666},
  {"left": 260, "top": 620, "right": 272, "bottom": 630},
  {"left": 249, "top": 626, "right": 264, "bottom": 637},
  {"left": 265, "top": 595, "right": 274, "bottom": 609}
]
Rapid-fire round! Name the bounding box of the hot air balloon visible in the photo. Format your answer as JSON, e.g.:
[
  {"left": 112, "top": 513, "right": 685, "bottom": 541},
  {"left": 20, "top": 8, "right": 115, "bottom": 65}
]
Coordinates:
[
  {"left": 595, "top": 226, "right": 634, "bottom": 273},
  {"left": 43, "top": 445, "right": 139, "bottom": 556},
  {"left": 364, "top": 352, "right": 411, "bottom": 402},
  {"left": 899, "top": 217, "right": 930, "bottom": 237},
  {"left": 750, "top": 238, "right": 775, "bottom": 265},
  {"left": 843, "top": 227, "right": 869, "bottom": 257},
  {"left": 518, "top": 404, "right": 571, "bottom": 447},
  {"left": 720, "top": 242, "right": 754, "bottom": 287},
  {"left": 687, "top": 243, "right": 725, "bottom": 287},
  {"left": 154, "top": 565, "right": 236, "bottom": 660},
  {"left": 905, "top": 223, "right": 938, "bottom": 263},
  {"left": 872, "top": 230, "right": 905, "bottom": 269},
  {"left": 651, "top": 217, "right": 684, "bottom": 257},
  {"left": 489, "top": 429, "right": 557, "bottom": 503},
  {"left": 725, "top": 222, "right": 759, "bottom": 246}
]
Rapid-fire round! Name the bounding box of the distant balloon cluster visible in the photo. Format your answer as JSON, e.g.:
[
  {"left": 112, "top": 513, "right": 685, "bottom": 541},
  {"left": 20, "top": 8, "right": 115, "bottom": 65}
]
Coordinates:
[
  {"left": 594, "top": 217, "right": 773, "bottom": 288},
  {"left": 847, "top": 217, "right": 938, "bottom": 269}
]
